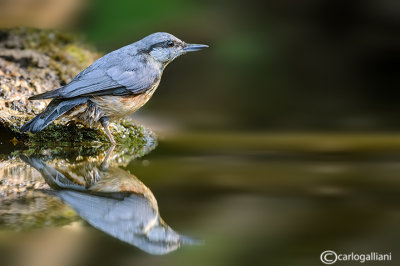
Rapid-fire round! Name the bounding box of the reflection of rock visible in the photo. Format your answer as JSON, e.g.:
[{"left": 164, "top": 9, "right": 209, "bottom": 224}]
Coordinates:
[
  {"left": 0, "top": 158, "right": 47, "bottom": 197},
  {"left": 0, "top": 28, "right": 156, "bottom": 146},
  {"left": 21, "top": 154, "right": 198, "bottom": 255},
  {"left": 0, "top": 190, "right": 78, "bottom": 231}
]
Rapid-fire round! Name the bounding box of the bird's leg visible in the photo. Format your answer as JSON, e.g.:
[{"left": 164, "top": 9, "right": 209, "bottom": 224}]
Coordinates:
[
  {"left": 100, "top": 116, "right": 116, "bottom": 145},
  {"left": 100, "top": 145, "right": 115, "bottom": 171}
]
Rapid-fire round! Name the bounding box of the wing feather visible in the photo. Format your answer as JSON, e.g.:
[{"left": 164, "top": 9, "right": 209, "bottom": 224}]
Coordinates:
[{"left": 57, "top": 54, "right": 160, "bottom": 98}]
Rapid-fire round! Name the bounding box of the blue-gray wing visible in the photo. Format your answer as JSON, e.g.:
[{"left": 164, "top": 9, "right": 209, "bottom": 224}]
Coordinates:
[{"left": 57, "top": 56, "right": 160, "bottom": 98}]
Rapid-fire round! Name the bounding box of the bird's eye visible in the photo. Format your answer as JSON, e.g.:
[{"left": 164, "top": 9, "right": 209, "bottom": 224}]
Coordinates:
[{"left": 167, "top": 41, "right": 174, "bottom": 47}]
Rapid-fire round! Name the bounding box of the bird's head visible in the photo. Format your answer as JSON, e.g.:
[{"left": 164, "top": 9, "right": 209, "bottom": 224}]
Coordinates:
[{"left": 140, "top": 32, "right": 208, "bottom": 65}]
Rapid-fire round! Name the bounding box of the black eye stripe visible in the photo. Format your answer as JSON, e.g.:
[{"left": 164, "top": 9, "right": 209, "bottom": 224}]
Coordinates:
[
  {"left": 148, "top": 41, "right": 165, "bottom": 51},
  {"left": 148, "top": 40, "right": 179, "bottom": 52}
]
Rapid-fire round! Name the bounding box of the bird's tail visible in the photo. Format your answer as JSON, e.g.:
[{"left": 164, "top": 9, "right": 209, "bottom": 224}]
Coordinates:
[
  {"left": 29, "top": 87, "right": 63, "bottom": 100},
  {"left": 20, "top": 97, "right": 88, "bottom": 133}
]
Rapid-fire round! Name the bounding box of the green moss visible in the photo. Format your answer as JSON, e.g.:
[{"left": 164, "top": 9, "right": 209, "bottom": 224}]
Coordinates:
[
  {"left": 1, "top": 115, "right": 157, "bottom": 161},
  {"left": 64, "top": 44, "right": 92, "bottom": 64},
  {"left": 21, "top": 118, "right": 153, "bottom": 147}
]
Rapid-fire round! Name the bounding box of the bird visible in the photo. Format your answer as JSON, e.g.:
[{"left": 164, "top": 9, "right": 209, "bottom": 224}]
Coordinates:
[
  {"left": 20, "top": 32, "right": 208, "bottom": 144},
  {"left": 20, "top": 152, "right": 200, "bottom": 255}
]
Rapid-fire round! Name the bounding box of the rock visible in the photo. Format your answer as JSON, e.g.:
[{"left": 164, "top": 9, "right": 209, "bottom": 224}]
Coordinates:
[
  {"left": 0, "top": 27, "right": 157, "bottom": 148},
  {"left": 0, "top": 27, "right": 99, "bottom": 118}
]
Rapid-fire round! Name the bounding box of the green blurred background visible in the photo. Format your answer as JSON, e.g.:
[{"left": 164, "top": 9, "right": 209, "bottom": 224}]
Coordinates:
[
  {"left": 1, "top": 1, "right": 400, "bottom": 266},
  {"left": 2, "top": 0, "right": 398, "bottom": 132}
]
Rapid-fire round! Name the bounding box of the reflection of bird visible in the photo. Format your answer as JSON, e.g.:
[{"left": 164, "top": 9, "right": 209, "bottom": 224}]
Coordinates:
[
  {"left": 21, "top": 155, "right": 199, "bottom": 255},
  {"left": 21, "top": 32, "right": 208, "bottom": 143}
]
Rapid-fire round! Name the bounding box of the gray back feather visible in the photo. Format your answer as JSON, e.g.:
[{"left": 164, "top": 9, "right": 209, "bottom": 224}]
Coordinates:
[{"left": 30, "top": 33, "right": 180, "bottom": 100}]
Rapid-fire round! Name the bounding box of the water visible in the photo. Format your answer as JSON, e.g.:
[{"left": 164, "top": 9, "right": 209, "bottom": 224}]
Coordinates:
[{"left": 0, "top": 132, "right": 400, "bottom": 266}]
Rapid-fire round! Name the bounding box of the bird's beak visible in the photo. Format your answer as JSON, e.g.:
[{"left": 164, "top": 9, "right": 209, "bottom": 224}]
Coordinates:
[{"left": 183, "top": 43, "right": 209, "bottom": 52}]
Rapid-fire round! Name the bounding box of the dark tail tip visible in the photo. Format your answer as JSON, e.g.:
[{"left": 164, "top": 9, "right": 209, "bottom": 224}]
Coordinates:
[
  {"left": 20, "top": 121, "right": 31, "bottom": 133},
  {"left": 20, "top": 116, "right": 44, "bottom": 133}
]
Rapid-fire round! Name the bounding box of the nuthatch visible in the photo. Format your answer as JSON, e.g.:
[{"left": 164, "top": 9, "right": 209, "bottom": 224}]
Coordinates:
[
  {"left": 20, "top": 150, "right": 199, "bottom": 255},
  {"left": 21, "top": 32, "right": 208, "bottom": 144}
]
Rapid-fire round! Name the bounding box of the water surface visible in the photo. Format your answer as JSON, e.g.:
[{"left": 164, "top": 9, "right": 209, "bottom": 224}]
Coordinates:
[{"left": 0, "top": 132, "right": 399, "bottom": 266}]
